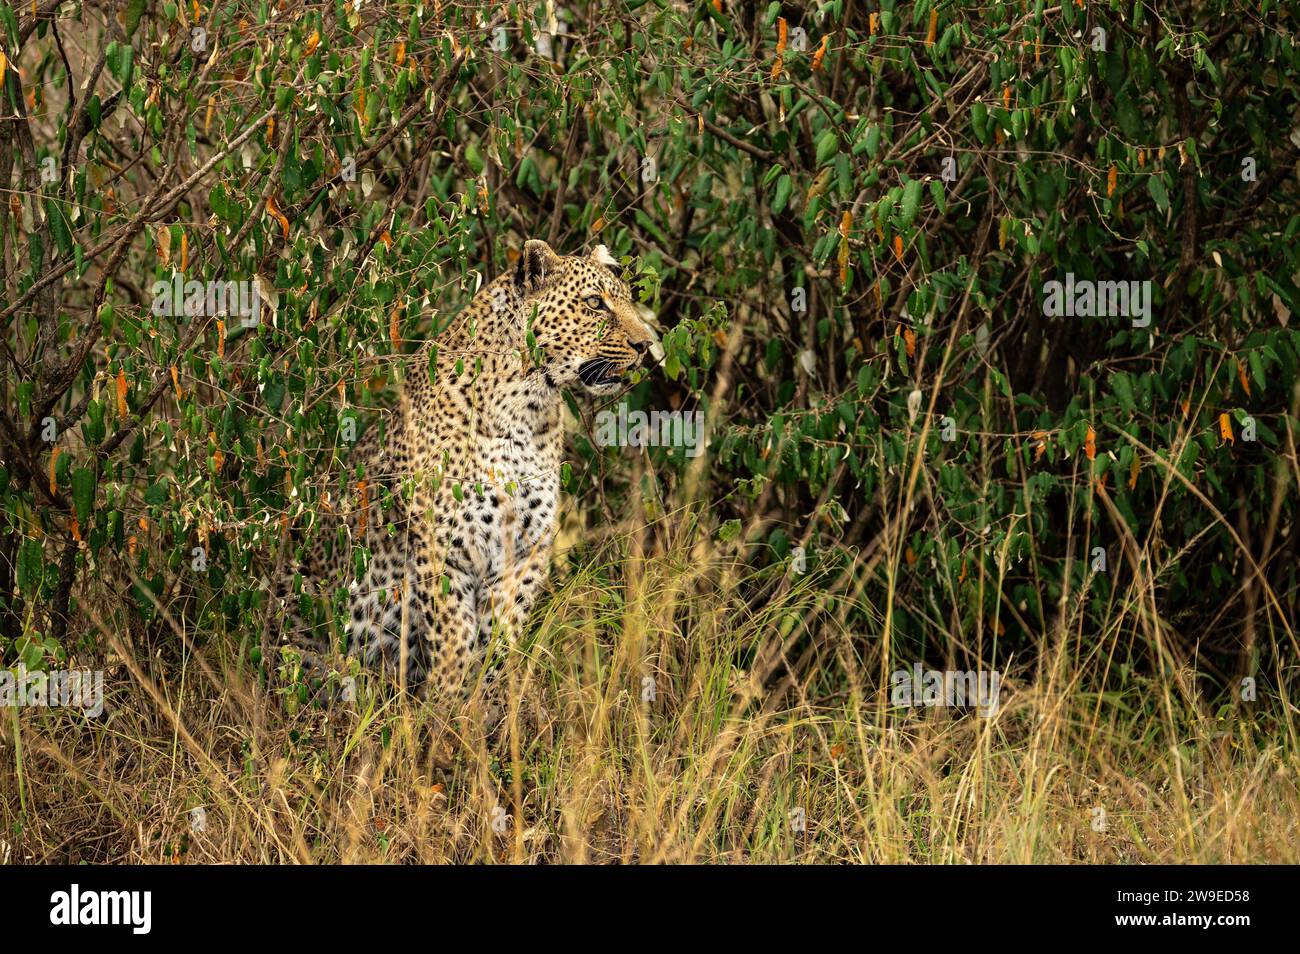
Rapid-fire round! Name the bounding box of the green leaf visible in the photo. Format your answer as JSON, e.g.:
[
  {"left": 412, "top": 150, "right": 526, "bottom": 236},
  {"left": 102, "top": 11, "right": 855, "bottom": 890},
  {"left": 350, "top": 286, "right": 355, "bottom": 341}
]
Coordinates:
[
  {"left": 864, "top": 124, "right": 881, "bottom": 159},
  {"left": 72, "top": 467, "right": 96, "bottom": 524},
  {"left": 929, "top": 179, "right": 946, "bottom": 215},
  {"left": 263, "top": 376, "right": 286, "bottom": 412},
  {"left": 45, "top": 199, "right": 74, "bottom": 258},
  {"left": 1146, "top": 174, "right": 1169, "bottom": 213},
  {"left": 1248, "top": 350, "right": 1266, "bottom": 393},
  {"left": 1110, "top": 372, "right": 1135, "bottom": 412},
  {"left": 814, "top": 131, "right": 838, "bottom": 166},
  {"left": 772, "top": 174, "right": 792, "bottom": 214},
  {"left": 465, "top": 141, "right": 485, "bottom": 175},
  {"left": 898, "top": 178, "right": 923, "bottom": 230},
  {"left": 107, "top": 42, "right": 134, "bottom": 86},
  {"left": 124, "top": 0, "right": 148, "bottom": 34}
]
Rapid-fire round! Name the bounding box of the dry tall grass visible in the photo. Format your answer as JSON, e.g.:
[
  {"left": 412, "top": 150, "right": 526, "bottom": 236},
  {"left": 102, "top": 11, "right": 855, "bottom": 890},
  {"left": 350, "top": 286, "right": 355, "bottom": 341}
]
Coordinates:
[{"left": 3, "top": 491, "right": 1295, "bottom": 864}]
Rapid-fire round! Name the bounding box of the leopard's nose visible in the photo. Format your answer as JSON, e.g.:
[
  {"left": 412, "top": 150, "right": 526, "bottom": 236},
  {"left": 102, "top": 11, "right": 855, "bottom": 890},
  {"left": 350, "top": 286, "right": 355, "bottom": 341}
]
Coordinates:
[{"left": 631, "top": 340, "right": 652, "bottom": 362}]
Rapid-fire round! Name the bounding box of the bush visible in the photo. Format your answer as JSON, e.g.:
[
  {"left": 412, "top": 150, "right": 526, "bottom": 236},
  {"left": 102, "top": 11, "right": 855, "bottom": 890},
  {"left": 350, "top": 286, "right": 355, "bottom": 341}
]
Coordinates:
[{"left": 4, "top": 0, "right": 1295, "bottom": 692}]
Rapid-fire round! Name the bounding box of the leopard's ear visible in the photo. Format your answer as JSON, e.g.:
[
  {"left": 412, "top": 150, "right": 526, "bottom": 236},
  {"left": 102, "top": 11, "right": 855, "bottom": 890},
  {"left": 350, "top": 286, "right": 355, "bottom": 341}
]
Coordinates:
[
  {"left": 514, "top": 239, "right": 562, "bottom": 293},
  {"left": 589, "top": 244, "right": 619, "bottom": 268}
]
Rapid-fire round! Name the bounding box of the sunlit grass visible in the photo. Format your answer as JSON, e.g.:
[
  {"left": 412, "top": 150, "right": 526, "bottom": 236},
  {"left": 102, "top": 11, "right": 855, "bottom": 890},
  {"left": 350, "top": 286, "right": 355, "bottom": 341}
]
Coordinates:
[{"left": 3, "top": 502, "right": 1295, "bottom": 864}]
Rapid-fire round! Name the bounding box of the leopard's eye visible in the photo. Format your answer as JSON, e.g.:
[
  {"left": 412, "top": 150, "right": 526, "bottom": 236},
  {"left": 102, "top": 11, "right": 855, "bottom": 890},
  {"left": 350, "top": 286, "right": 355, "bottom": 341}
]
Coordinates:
[{"left": 584, "top": 294, "right": 605, "bottom": 310}]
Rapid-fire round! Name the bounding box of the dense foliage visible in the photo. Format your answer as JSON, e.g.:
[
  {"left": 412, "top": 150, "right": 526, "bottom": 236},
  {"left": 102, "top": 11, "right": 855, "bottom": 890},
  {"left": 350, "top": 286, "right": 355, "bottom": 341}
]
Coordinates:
[{"left": 1, "top": 0, "right": 1296, "bottom": 702}]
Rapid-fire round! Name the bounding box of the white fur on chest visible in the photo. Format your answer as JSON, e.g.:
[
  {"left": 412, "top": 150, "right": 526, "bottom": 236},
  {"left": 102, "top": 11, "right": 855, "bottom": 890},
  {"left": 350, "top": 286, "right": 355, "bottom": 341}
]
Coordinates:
[
  {"left": 469, "top": 437, "right": 558, "bottom": 574},
  {"left": 448, "top": 391, "right": 561, "bottom": 580}
]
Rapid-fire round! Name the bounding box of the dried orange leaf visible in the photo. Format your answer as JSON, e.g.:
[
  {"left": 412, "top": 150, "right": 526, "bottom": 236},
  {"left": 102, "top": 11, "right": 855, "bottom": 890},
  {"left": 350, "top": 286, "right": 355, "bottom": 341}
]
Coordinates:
[
  {"left": 811, "top": 35, "right": 828, "bottom": 71},
  {"left": 210, "top": 430, "right": 225, "bottom": 472},
  {"left": 1219, "top": 412, "right": 1234, "bottom": 444},
  {"left": 357, "top": 478, "right": 370, "bottom": 535},
  {"left": 266, "top": 194, "right": 290, "bottom": 238}
]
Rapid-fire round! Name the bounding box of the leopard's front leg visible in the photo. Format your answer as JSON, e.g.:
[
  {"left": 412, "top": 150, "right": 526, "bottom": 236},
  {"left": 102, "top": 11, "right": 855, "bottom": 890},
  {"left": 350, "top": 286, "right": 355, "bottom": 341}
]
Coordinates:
[
  {"left": 484, "top": 542, "right": 551, "bottom": 648},
  {"left": 410, "top": 521, "right": 488, "bottom": 699}
]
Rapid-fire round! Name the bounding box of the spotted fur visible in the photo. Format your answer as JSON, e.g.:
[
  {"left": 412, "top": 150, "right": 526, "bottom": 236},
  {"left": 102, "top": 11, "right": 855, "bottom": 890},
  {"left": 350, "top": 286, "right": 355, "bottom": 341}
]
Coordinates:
[{"left": 270, "top": 241, "right": 655, "bottom": 699}]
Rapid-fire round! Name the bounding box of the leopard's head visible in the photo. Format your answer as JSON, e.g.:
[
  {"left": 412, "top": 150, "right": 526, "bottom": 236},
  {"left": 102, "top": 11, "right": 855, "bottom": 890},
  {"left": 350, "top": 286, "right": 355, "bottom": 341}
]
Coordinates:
[{"left": 512, "top": 239, "right": 659, "bottom": 396}]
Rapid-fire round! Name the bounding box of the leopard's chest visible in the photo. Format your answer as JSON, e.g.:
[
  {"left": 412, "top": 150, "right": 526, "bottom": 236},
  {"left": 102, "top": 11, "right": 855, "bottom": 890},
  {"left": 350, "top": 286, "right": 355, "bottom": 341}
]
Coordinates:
[{"left": 451, "top": 424, "right": 560, "bottom": 575}]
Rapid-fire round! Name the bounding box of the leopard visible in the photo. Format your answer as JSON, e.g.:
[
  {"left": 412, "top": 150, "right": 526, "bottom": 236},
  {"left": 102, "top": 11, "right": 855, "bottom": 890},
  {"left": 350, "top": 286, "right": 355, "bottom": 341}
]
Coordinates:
[{"left": 269, "top": 240, "right": 657, "bottom": 702}]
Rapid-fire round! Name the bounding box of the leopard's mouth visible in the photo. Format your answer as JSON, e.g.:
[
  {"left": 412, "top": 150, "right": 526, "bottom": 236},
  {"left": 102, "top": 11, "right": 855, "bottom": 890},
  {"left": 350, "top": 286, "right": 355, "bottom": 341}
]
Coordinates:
[{"left": 577, "top": 358, "right": 630, "bottom": 389}]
